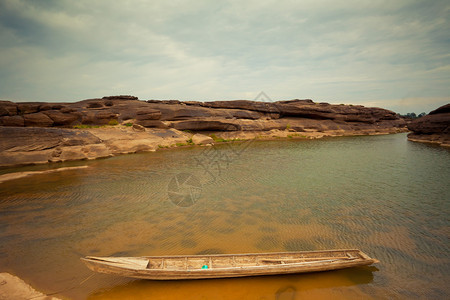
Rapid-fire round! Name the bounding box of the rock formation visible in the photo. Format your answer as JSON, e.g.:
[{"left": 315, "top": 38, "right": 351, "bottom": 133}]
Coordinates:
[
  {"left": 192, "top": 133, "right": 214, "bottom": 145},
  {"left": 0, "top": 96, "right": 406, "bottom": 132},
  {"left": 407, "top": 103, "right": 450, "bottom": 147},
  {"left": 0, "top": 95, "right": 408, "bottom": 167},
  {"left": 0, "top": 126, "right": 190, "bottom": 167}
]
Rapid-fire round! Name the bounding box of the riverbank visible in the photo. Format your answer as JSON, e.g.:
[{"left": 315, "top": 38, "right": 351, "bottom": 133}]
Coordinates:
[
  {"left": 0, "top": 125, "right": 407, "bottom": 169},
  {"left": 0, "top": 273, "right": 60, "bottom": 300},
  {"left": 0, "top": 96, "right": 409, "bottom": 168},
  {"left": 0, "top": 166, "right": 88, "bottom": 184}
]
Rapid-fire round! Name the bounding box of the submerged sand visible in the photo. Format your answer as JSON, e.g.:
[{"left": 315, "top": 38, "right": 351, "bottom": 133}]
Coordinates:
[{"left": 0, "top": 273, "right": 60, "bottom": 300}]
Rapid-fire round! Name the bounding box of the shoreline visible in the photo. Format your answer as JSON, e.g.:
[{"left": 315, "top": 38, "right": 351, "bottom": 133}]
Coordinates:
[
  {"left": 0, "top": 125, "right": 408, "bottom": 172},
  {"left": 1, "top": 96, "right": 409, "bottom": 169},
  {"left": 0, "top": 272, "right": 60, "bottom": 300},
  {"left": 407, "top": 133, "right": 450, "bottom": 147},
  {"left": 0, "top": 166, "right": 88, "bottom": 184}
]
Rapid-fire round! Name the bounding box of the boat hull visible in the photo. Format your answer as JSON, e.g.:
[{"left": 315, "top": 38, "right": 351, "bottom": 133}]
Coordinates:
[{"left": 81, "top": 249, "right": 379, "bottom": 280}]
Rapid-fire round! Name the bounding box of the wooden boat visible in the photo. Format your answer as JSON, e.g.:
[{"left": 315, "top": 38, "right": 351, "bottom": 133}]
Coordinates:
[{"left": 81, "top": 249, "right": 379, "bottom": 280}]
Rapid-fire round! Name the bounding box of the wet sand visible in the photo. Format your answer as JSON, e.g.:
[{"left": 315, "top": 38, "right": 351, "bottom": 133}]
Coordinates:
[{"left": 0, "top": 166, "right": 88, "bottom": 184}]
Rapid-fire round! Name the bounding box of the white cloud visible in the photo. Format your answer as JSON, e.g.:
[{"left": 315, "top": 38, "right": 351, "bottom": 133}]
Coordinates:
[{"left": 0, "top": 0, "right": 448, "bottom": 113}]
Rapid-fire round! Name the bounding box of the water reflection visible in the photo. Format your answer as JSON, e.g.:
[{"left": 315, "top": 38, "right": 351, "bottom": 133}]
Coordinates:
[{"left": 88, "top": 267, "right": 377, "bottom": 300}]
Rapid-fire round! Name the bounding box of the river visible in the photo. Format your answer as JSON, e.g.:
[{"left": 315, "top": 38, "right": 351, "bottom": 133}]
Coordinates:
[{"left": 0, "top": 133, "right": 449, "bottom": 299}]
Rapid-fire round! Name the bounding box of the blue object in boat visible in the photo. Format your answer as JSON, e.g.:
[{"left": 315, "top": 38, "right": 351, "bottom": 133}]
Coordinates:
[{"left": 202, "top": 265, "right": 208, "bottom": 269}]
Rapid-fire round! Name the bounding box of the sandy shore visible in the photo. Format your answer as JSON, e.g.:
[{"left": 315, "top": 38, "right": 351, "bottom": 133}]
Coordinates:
[
  {"left": 0, "top": 166, "right": 89, "bottom": 184},
  {"left": 0, "top": 273, "right": 60, "bottom": 300}
]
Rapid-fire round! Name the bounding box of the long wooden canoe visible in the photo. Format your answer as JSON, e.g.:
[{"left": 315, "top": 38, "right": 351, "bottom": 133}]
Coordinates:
[{"left": 81, "top": 249, "right": 379, "bottom": 280}]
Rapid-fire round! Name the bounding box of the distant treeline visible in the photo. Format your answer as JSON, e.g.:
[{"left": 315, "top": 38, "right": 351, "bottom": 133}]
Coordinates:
[{"left": 399, "top": 112, "right": 426, "bottom": 119}]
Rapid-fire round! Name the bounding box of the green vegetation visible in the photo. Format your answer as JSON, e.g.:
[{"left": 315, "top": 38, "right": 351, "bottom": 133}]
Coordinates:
[
  {"left": 210, "top": 134, "right": 227, "bottom": 142},
  {"left": 73, "top": 120, "right": 125, "bottom": 129},
  {"left": 400, "top": 112, "right": 426, "bottom": 119},
  {"left": 174, "top": 139, "right": 196, "bottom": 147},
  {"left": 165, "top": 139, "right": 196, "bottom": 148},
  {"left": 159, "top": 139, "right": 197, "bottom": 148},
  {"left": 209, "top": 133, "right": 242, "bottom": 142},
  {"left": 287, "top": 133, "right": 302, "bottom": 139},
  {"left": 286, "top": 124, "right": 291, "bottom": 130},
  {"left": 210, "top": 133, "right": 219, "bottom": 141},
  {"left": 108, "top": 119, "right": 119, "bottom": 126},
  {"left": 73, "top": 124, "right": 102, "bottom": 129}
]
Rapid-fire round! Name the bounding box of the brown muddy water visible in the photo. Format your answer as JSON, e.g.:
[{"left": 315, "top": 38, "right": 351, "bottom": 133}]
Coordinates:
[{"left": 0, "top": 133, "right": 449, "bottom": 299}]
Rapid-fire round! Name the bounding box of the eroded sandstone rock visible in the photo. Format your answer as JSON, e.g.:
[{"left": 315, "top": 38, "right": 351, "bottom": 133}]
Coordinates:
[
  {"left": 17, "top": 103, "right": 40, "bottom": 114},
  {"left": 192, "top": 133, "right": 214, "bottom": 145},
  {"left": 0, "top": 126, "right": 191, "bottom": 167},
  {"left": 137, "top": 120, "right": 168, "bottom": 128},
  {"left": 132, "top": 123, "right": 145, "bottom": 132},
  {"left": 0, "top": 101, "right": 18, "bottom": 116},
  {"left": 0, "top": 95, "right": 410, "bottom": 167},
  {"left": 0, "top": 115, "right": 24, "bottom": 126},
  {"left": 407, "top": 103, "right": 450, "bottom": 147},
  {"left": 23, "top": 112, "right": 54, "bottom": 127},
  {"left": 43, "top": 110, "right": 80, "bottom": 126},
  {"left": 136, "top": 109, "right": 162, "bottom": 120},
  {"left": 0, "top": 96, "right": 406, "bottom": 133}
]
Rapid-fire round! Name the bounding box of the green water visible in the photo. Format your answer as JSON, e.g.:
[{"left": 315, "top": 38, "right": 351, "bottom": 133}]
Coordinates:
[{"left": 0, "top": 133, "right": 449, "bottom": 299}]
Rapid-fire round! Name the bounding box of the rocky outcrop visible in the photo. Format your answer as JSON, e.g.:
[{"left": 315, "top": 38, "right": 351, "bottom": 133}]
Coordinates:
[
  {"left": 42, "top": 110, "right": 80, "bottom": 126},
  {"left": 192, "top": 133, "right": 214, "bottom": 145},
  {"left": 171, "top": 119, "right": 241, "bottom": 131},
  {"left": 136, "top": 109, "right": 162, "bottom": 120},
  {"left": 407, "top": 104, "right": 450, "bottom": 147},
  {"left": 0, "top": 96, "right": 407, "bottom": 132},
  {"left": 0, "top": 126, "right": 191, "bottom": 167},
  {"left": 23, "top": 112, "right": 54, "bottom": 127},
  {"left": 0, "top": 95, "right": 409, "bottom": 167},
  {"left": 0, "top": 101, "right": 18, "bottom": 116},
  {"left": 0, "top": 115, "right": 24, "bottom": 126}
]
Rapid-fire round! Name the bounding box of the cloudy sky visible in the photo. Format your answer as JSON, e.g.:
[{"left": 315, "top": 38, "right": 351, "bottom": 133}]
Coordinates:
[{"left": 0, "top": 0, "right": 448, "bottom": 113}]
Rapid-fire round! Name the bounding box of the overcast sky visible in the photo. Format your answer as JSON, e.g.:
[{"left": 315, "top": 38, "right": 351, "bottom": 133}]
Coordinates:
[{"left": 0, "top": 0, "right": 448, "bottom": 113}]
